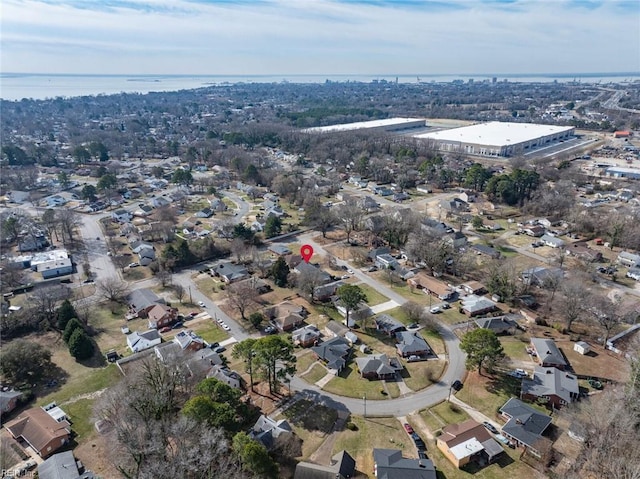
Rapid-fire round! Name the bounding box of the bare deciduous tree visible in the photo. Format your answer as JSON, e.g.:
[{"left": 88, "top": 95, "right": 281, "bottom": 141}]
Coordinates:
[
  {"left": 173, "top": 283, "right": 186, "bottom": 303},
  {"left": 335, "top": 199, "right": 363, "bottom": 244},
  {"left": 226, "top": 282, "right": 258, "bottom": 320},
  {"left": 96, "top": 277, "right": 130, "bottom": 303}
]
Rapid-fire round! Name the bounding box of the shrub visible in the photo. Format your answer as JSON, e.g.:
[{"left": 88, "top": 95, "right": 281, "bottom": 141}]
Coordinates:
[
  {"left": 68, "top": 329, "right": 95, "bottom": 360},
  {"left": 346, "top": 422, "right": 358, "bottom": 431},
  {"left": 62, "top": 318, "right": 83, "bottom": 344},
  {"left": 449, "top": 403, "right": 461, "bottom": 414}
]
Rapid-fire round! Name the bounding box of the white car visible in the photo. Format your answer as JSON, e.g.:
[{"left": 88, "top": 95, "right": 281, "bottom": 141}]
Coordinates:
[
  {"left": 197, "top": 301, "right": 206, "bottom": 307},
  {"left": 221, "top": 323, "right": 231, "bottom": 331},
  {"left": 429, "top": 306, "right": 441, "bottom": 314},
  {"left": 128, "top": 262, "right": 140, "bottom": 268}
]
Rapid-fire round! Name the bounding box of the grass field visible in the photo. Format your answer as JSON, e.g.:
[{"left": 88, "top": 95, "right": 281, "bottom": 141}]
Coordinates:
[
  {"left": 403, "top": 359, "right": 447, "bottom": 391},
  {"left": 420, "top": 400, "right": 470, "bottom": 433},
  {"left": 500, "top": 335, "right": 533, "bottom": 362},
  {"left": 323, "top": 364, "right": 392, "bottom": 400},
  {"left": 301, "top": 364, "right": 328, "bottom": 384},
  {"left": 295, "top": 349, "right": 318, "bottom": 374},
  {"left": 454, "top": 371, "right": 523, "bottom": 419},
  {"left": 356, "top": 284, "right": 390, "bottom": 306},
  {"left": 332, "top": 416, "right": 411, "bottom": 476}
]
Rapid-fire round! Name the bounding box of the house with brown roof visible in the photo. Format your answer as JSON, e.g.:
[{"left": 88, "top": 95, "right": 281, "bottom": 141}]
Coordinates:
[
  {"left": 5, "top": 407, "right": 71, "bottom": 458},
  {"left": 436, "top": 419, "right": 504, "bottom": 468},
  {"left": 408, "top": 273, "right": 455, "bottom": 300},
  {"left": 266, "top": 301, "right": 308, "bottom": 332},
  {"left": 147, "top": 304, "right": 179, "bottom": 329}
]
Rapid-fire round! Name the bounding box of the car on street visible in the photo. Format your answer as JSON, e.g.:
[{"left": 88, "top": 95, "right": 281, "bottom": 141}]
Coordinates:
[
  {"left": 403, "top": 423, "right": 414, "bottom": 434},
  {"left": 197, "top": 301, "right": 206, "bottom": 307},
  {"left": 347, "top": 268, "right": 354, "bottom": 274},
  {"left": 159, "top": 326, "right": 171, "bottom": 333},
  {"left": 483, "top": 421, "right": 499, "bottom": 434},
  {"left": 128, "top": 262, "right": 140, "bottom": 268},
  {"left": 221, "top": 323, "right": 231, "bottom": 331},
  {"left": 216, "top": 317, "right": 225, "bottom": 324},
  {"left": 172, "top": 321, "right": 184, "bottom": 329},
  {"left": 340, "top": 274, "right": 350, "bottom": 280},
  {"left": 189, "top": 311, "right": 198, "bottom": 317}
]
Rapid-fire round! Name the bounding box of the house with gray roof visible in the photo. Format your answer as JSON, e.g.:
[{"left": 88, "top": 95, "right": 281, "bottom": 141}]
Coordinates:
[
  {"left": 521, "top": 267, "right": 564, "bottom": 287},
  {"left": 373, "top": 448, "right": 436, "bottom": 479},
  {"left": 374, "top": 314, "right": 406, "bottom": 336},
  {"left": 291, "top": 325, "right": 321, "bottom": 347},
  {"left": 461, "top": 295, "right": 498, "bottom": 317},
  {"left": 38, "top": 450, "right": 96, "bottom": 479},
  {"left": 210, "top": 262, "right": 249, "bottom": 283},
  {"left": 294, "top": 450, "right": 356, "bottom": 479},
  {"left": 207, "top": 365, "right": 242, "bottom": 389},
  {"left": 396, "top": 331, "right": 432, "bottom": 358},
  {"left": 475, "top": 315, "right": 520, "bottom": 335},
  {"left": 521, "top": 366, "right": 579, "bottom": 409},
  {"left": 128, "top": 288, "right": 163, "bottom": 317},
  {"left": 540, "top": 234, "right": 565, "bottom": 249},
  {"left": 251, "top": 415, "right": 293, "bottom": 450},
  {"left": 530, "top": 338, "right": 568, "bottom": 370},
  {"left": 126, "top": 330, "right": 161, "bottom": 353},
  {"left": 355, "top": 354, "right": 402, "bottom": 380},
  {"left": 617, "top": 251, "right": 640, "bottom": 268},
  {"left": 293, "top": 261, "right": 332, "bottom": 283},
  {"left": 311, "top": 337, "right": 351, "bottom": 373},
  {"left": 499, "top": 398, "right": 552, "bottom": 457}
]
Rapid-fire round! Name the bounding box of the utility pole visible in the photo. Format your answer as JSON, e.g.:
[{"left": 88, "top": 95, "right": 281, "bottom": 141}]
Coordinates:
[
  {"left": 363, "top": 394, "right": 367, "bottom": 418},
  {"left": 189, "top": 285, "right": 192, "bottom": 304}
]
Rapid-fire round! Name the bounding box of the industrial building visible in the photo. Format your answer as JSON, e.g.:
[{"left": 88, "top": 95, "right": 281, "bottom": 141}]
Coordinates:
[
  {"left": 303, "top": 117, "right": 426, "bottom": 134},
  {"left": 605, "top": 166, "right": 640, "bottom": 180},
  {"left": 413, "top": 121, "right": 575, "bottom": 157}
]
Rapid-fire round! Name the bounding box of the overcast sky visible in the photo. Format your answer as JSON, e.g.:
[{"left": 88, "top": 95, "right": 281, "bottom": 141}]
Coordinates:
[{"left": 1, "top": 0, "right": 639, "bottom": 76}]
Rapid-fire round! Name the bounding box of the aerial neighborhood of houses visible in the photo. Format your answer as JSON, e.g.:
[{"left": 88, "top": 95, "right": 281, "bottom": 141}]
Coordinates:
[{"left": 1, "top": 81, "right": 639, "bottom": 479}]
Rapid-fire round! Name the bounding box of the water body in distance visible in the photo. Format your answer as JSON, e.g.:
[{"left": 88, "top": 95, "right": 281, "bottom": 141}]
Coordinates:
[{"left": 1, "top": 72, "right": 639, "bottom": 101}]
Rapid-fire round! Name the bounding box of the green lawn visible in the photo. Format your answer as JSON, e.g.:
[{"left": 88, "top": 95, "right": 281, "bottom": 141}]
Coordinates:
[
  {"left": 500, "top": 335, "right": 532, "bottom": 362},
  {"left": 301, "top": 364, "right": 328, "bottom": 384},
  {"left": 333, "top": 416, "right": 412, "bottom": 475},
  {"left": 295, "top": 350, "right": 318, "bottom": 374},
  {"left": 356, "top": 284, "right": 390, "bottom": 306},
  {"left": 37, "top": 365, "right": 121, "bottom": 407},
  {"left": 403, "top": 360, "right": 446, "bottom": 391},
  {"left": 64, "top": 398, "right": 96, "bottom": 441},
  {"left": 323, "top": 364, "right": 392, "bottom": 400},
  {"left": 420, "top": 400, "right": 470, "bottom": 433},
  {"left": 454, "top": 372, "right": 523, "bottom": 419},
  {"left": 189, "top": 320, "right": 230, "bottom": 344}
]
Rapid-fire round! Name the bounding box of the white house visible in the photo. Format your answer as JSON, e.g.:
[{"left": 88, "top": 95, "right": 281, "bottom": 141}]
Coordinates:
[
  {"left": 126, "top": 330, "right": 162, "bottom": 353},
  {"left": 112, "top": 209, "right": 132, "bottom": 223}
]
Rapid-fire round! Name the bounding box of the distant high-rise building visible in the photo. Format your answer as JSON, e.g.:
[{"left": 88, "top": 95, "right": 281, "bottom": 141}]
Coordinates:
[{"left": 492, "top": 77, "right": 497, "bottom": 83}]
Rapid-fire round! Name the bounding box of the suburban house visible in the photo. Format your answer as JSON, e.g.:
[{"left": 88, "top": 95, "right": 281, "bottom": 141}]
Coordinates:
[
  {"left": 521, "top": 366, "right": 579, "bottom": 409},
  {"left": 617, "top": 251, "right": 640, "bottom": 268},
  {"left": 268, "top": 244, "right": 292, "bottom": 256},
  {"left": 127, "top": 330, "right": 162, "bottom": 353},
  {"left": 5, "top": 407, "right": 71, "bottom": 458},
  {"left": 311, "top": 337, "right": 351, "bottom": 374},
  {"left": 127, "top": 289, "right": 164, "bottom": 318},
  {"left": 440, "top": 198, "right": 468, "bottom": 213},
  {"left": 569, "top": 244, "right": 603, "bottom": 263},
  {"left": 138, "top": 246, "right": 156, "bottom": 266},
  {"left": 530, "top": 338, "right": 568, "bottom": 370},
  {"left": 408, "top": 273, "right": 456, "bottom": 301},
  {"left": 474, "top": 315, "right": 520, "bottom": 335},
  {"left": 130, "top": 240, "right": 154, "bottom": 255},
  {"left": 294, "top": 450, "right": 356, "bottom": 479},
  {"left": 522, "top": 225, "right": 545, "bottom": 237},
  {"left": 355, "top": 354, "right": 403, "bottom": 380},
  {"left": 627, "top": 267, "right": 640, "bottom": 281},
  {"left": 151, "top": 196, "right": 171, "bottom": 208},
  {"left": 291, "top": 325, "right": 322, "bottom": 347},
  {"left": 195, "top": 207, "right": 213, "bottom": 218},
  {"left": 18, "top": 234, "right": 48, "bottom": 252},
  {"left": 211, "top": 262, "right": 250, "bottom": 283},
  {"left": 436, "top": 419, "right": 504, "bottom": 468},
  {"left": 38, "top": 450, "right": 96, "bottom": 479},
  {"left": 293, "top": 261, "right": 332, "bottom": 283},
  {"left": 373, "top": 449, "right": 436, "bottom": 479},
  {"left": 521, "top": 267, "right": 564, "bottom": 287},
  {"left": 499, "top": 398, "right": 552, "bottom": 457},
  {"left": 173, "top": 330, "right": 206, "bottom": 351},
  {"left": 446, "top": 231, "right": 468, "bottom": 249},
  {"left": 461, "top": 281, "right": 487, "bottom": 295},
  {"left": 395, "top": 331, "right": 432, "bottom": 358},
  {"left": 469, "top": 244, "right": 501, "bottom": 259},
  {"left": 0, "top": 390, "right": 22, "bottom": 415},
  {"left": 133, "top": 204, "right": 154, "bottom": 217},
  {"left": 461, "top": 295, "right": 498, "bottom": 317},
  {"left": 207, "top": 365, "right": 242, "bottom": 389},
  {"left": 251, "top": 415, "right": 293, "bottom": 450},
  {"left": 234, "top": 277, "right": 272, "bottom": 295},
  {"left": 266, "top": 301, "right": 307, "bottom": 332},
  {"left": 313, "top": 280, "right": 344, "bottom": 302},
  {"left": 324, "top": 320, "right": 359, "bottom": 345},
  {"left": 375, "top": 253, "right": 400, "bottom": 270},
  {"left": 540, "top": 234, "right": 565, "bottom": 249},
  {"left": 334, "top": 299, "right": 372, "bottom": 327},
  {"left": 29, "top": 250, "right": 73, "bottom": 279},
  {"left": 374, "top": 314, "right": 406, "bottom": 336},
  {"left": 111, "top": 209, "right": 132, "bottom": 223},
  {"left": 367, "top": 247, "right": 391, "bottom": 262},
  {"left": 147, "top": 304, "right": 179, "bottom": 329}
]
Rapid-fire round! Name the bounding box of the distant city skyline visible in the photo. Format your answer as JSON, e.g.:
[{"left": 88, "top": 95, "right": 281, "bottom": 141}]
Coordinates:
[{"left": 2, "top": 0, "right": 639, "bottom": 76}]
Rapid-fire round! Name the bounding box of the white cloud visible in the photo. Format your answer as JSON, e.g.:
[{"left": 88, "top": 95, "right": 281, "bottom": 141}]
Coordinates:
[{"left": 0, "top": 0, "right": 638, "bottom": 74}]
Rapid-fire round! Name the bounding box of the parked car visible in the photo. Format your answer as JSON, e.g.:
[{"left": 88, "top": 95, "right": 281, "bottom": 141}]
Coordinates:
[
  {"left": 189, "top": 311, "right": 198, "bottom": 317},
  {"left": 172, "top": 321, "right": 184, "bottom": 329},
  {"left": 214, "top": 346, "right": 226, "bottom": 354},
  {"left": 221, "top": 323, "right": 231, "bottom": 331},
  {"left": 159, "top": 326, "right": 171, "bottom": 333},
  {"left": 407, "top": 355, "right": 423, "bottom": 362},
  {"left": 407, "top": 323, "right": 419, "bottom": 330},
  {"left": 429, "top": 306, "right": 441, "bottom": 314},
  {"left": 128, "top": 262, "right": 140, "bottom": 268},
  {"left": 264, "top": 326, "right": 277, "bottom": 334},
  {"left": 403, "top": 423, "right": 414, "bottom": 434},
  {"left": 209, "top": 342, "right": 219, "bottom": 349},
  {"left": 197, "top": 301, "right": 206, "bottom": 307},
  {"left": 509, "top": 368, "right": 528, "bottom": 378},
  {"left": 483, "top": 421, "right": 498, "bottom": 434}
]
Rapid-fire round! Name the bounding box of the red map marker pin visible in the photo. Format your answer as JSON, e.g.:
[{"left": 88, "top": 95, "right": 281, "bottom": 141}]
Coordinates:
[{"left": 300, "top": 244, "right": 314, "bottom": 263}]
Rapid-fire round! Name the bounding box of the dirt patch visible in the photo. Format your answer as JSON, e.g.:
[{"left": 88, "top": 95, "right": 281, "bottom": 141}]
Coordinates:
[
  {"left": 74, "top": 432, "right": 123, "bottom": 479},
  {"left": 560, "top": 341, "right": 629, "bottom": 382}
]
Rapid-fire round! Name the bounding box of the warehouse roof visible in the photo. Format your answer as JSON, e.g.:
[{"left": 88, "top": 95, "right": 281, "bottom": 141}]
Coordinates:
[
  {"left": 304, "top": 117, "right": 425, "bottom": 133},
  {"left": 414, "top": 121, "right": 573, "bottom": 147}
]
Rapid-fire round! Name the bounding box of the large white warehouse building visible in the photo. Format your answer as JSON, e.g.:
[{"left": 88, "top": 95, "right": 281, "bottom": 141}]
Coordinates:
[
  {"left": 303, "top": 117, "right": 426, "bottom": 134},
  {"left": 413, "top": 121, "right": 575, "bottom": 157}
]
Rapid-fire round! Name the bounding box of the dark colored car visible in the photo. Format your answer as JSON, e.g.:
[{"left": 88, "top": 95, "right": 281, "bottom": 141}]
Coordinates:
[
  {"left": 172, "top": 321, "right": 184, "bottom": 329},
  {"left": 483, "top": 421, "right": 498, "bottom": 434},
  {"left": 209, "top": 342, "right": 219, "bottom": 349},
  {"left": 451, "top": 380, "right": 463, "bottom": 391}
]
